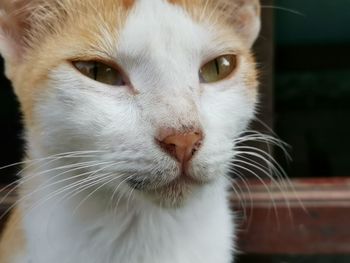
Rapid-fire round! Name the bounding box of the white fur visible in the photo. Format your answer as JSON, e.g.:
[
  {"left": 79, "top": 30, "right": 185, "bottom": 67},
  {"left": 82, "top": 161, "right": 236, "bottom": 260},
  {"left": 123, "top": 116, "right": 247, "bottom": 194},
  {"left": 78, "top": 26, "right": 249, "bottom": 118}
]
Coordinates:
[{"left": 14, "top": 0, "right": 258, "bottom": 262}]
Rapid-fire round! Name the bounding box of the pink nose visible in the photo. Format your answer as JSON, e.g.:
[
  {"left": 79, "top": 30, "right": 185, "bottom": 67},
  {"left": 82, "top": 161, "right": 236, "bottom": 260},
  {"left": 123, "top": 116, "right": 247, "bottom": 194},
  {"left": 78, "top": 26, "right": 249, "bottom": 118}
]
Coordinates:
[{"left": 158, "top": 131, "right": 203, "bottom": 165}]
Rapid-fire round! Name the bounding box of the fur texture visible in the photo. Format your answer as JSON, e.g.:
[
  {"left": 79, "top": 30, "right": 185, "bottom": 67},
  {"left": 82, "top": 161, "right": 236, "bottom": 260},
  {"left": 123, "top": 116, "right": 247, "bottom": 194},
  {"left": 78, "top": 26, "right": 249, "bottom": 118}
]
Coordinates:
[{"left": 0, "top": 0, "right": 261, "bottom": 262}]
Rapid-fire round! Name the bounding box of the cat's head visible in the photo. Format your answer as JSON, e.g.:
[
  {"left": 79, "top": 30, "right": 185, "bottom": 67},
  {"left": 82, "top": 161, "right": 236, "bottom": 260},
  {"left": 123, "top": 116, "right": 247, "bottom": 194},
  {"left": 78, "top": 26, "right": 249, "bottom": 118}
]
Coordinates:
[{"left": 0, "top": 0, "right": 260, "bottom": 207}]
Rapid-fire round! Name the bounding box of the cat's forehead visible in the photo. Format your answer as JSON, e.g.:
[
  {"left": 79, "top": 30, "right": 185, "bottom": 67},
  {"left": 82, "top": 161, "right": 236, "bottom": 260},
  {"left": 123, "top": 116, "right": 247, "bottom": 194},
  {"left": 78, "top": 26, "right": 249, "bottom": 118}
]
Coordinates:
[
  {"left": 111, "top": 0, "right": 210, "bottom": 88},
  {"left": 34, "top": 0, "right": 226, "bottom": 55},
  {"left": 59, "top": 0, "right": 239, "bottom": 69},
  {"left": 121, "top": 0, "right": 200, "bottom": 9},
  {"left": 98, "top": 0, "right": 243, "bottom": 62},
  {"left": 118, "top": 0, "right": 208, "bottom": 54}
]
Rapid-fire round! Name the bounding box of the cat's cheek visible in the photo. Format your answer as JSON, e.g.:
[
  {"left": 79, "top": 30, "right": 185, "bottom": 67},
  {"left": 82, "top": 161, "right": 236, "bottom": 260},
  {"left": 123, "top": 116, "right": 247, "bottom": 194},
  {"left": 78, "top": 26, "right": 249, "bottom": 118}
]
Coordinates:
[
  {"left": 188, "top": 134, "right": 234, "bottom": 181},
  {"left": 200, "top": 86, "right": 256, "bottom": 138},
  {"left": 192, "top": 84, "right": 257, "bottom": 181},
  {"left": 30, "top": 72, "right": 140, "bottom": 155}
]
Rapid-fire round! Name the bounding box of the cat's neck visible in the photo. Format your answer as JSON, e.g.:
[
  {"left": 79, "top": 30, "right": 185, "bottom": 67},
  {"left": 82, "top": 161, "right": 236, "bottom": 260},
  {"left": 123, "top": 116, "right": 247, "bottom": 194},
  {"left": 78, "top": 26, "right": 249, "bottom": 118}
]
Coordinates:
[{"left": 20, "top": 162, "right": 232, "bottom": 263}]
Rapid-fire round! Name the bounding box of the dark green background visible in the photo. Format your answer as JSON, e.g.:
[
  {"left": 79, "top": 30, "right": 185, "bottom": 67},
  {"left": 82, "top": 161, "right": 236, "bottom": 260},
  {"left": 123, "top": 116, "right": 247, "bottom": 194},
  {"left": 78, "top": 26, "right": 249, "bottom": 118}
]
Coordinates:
[{"left": 274, "top": 0, "right": 350, "bottom": 178}]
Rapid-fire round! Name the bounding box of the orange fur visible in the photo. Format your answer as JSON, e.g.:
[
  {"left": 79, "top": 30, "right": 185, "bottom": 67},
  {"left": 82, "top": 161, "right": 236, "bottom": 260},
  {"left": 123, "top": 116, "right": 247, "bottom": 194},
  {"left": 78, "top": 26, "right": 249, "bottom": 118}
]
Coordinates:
[
  {"left": 169, "top": 0, "right": 260, "bottom": 48},
  {"left": 167, "top": 0, "right": 200, "bottom": 7},
  {"left": 3, "top": 0, "right": 135, "bottom": 126},
  {"left": 0, "top": 209, "right": 25, "bottom": 263},
  {"left": 122, "top": 0, "right": 135, "bottom": 9}
]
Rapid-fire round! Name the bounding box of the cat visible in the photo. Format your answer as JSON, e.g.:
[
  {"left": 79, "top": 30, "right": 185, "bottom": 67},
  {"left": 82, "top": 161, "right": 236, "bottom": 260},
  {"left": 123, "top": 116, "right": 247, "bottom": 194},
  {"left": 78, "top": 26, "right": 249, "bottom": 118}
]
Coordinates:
[{"left": 0, "top": 0, "right": 261, "bottom": 262}]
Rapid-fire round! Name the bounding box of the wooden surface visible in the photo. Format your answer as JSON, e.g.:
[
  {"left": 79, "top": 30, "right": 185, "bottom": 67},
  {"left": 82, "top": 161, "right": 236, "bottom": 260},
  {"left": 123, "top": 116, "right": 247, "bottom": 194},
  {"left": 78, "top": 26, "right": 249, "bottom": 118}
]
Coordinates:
[
  {"left": 1, "top": 178, "right": 350, "bottom": 255},
  {"left": 232, "top": 178, "right": 350, "bottom": 255}
]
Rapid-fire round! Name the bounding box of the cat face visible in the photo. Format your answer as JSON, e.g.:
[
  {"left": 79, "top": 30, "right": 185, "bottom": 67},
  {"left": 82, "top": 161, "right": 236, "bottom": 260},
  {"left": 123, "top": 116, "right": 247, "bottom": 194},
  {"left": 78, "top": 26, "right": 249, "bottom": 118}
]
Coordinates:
[{"left": 0, "top": 0, "right": 260, "bottom": 206}]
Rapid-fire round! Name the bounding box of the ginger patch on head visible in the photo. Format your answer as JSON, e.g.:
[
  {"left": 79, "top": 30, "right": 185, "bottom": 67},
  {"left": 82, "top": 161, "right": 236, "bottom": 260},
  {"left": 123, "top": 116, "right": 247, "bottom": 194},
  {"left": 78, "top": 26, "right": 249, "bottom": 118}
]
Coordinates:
[
  {"left": 167, "top": 0, "right": 200, "bottom": 8},
  {"left": 122, "top": 0, "right": 135, "bottom": 9},
  {"left": 167, "top": 0, "right": 182, "bottom": 4}
]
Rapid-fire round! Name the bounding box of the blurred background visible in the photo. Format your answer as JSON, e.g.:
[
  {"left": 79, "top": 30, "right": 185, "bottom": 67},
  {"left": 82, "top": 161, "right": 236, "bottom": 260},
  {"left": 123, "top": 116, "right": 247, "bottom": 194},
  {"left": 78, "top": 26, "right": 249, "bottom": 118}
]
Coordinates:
[
  {"left": 239, "top": 0, "right": 350, "bottom": 262},
  {"left": 274, "top": 0, "right": 350, "bottom": 179},
  {"left": 0, "top": 0, "right": 350, "bottom": 262}
]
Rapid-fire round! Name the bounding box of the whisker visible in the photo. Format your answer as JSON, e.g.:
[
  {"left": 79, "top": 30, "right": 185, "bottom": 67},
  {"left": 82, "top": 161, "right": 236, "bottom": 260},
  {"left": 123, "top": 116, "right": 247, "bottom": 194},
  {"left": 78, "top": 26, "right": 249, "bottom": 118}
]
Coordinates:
[
  {"left": 112, "top": 174, "right": 136, "bottom": 215},
  {"left": 0, "top": 150, "right": 106, "bottom": 201},
  {"left": 235, "top": 147, "right": 304, "bottom": 214},
  {"left": 261, "top": 5, "right": 305, "bottom": 16},
  {"left": 71, "top": 173, "right": 121, "bottom": 214},
  {"left": 232, "top": 128, "right": 306, "bottom": 228},
  {"left": 0, "top": 160, "right": 111, "bottom": 209},
  {"left": 235, "top": 149, "right": 287, "bottom": 180},
  {"left": 16, "top": 151, "right": 107, "bottom": 178},
  {"left": 0, "top": 160, "right": 117, "bottom": 220},
  {"left": 229, "top": 163, "right": 280, "bottom": 228},
  {"left": 226, "top": 167, "right": 255, "bottom": 222},
  {"left": 232, "top": 158, "right": 291, "bottom": 220},
  {"left": 21, "top": 172, "right": 115, "bottom": 218},
  {"left": 126, "top": 184, "right": 136, "bottom": 213},
  {"left": 224, "top": 174, "right": 249, "bottom": 223},
  {"left": 0, "top": 150, "right": 106, "bottom": 172},
  {"left": 42, "top": 162, "right": 122, "bottom": 206}
]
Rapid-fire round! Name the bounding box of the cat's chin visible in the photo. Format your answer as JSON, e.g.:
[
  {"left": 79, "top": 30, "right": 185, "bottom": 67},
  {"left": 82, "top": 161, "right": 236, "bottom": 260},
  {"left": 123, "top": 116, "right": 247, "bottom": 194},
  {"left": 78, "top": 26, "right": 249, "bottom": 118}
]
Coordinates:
[{"left": 142, "top": 176, "right": 205, "bottom": 208}]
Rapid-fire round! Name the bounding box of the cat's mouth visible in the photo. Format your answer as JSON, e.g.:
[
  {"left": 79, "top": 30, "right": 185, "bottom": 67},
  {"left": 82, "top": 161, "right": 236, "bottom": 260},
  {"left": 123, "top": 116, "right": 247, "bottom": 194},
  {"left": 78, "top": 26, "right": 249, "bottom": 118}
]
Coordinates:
[
  {"left": 126, "top": 170, "right": 205, "bottom": 206},
  {"left": 143, "top": 174, "right": 204, "bottom": 207},
  {"left": 121, "top": 150, "right": 214, "bottom": 206},
  {"left": 127, "top": 172, "right": 203, "bottom": 191},
  {"left": 161, "top": 173, "right": 203, "bottom": 189}
]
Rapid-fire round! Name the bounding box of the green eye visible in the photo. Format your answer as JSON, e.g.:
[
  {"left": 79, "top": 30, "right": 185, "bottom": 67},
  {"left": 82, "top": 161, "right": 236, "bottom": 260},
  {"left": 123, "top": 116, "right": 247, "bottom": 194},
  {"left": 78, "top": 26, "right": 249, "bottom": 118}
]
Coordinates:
[
  {"left": 199, "top": 54, "right": 238, "bottom": 83},
  {"left": 73, "top": 61, "right": 126, "bottom": 86}
]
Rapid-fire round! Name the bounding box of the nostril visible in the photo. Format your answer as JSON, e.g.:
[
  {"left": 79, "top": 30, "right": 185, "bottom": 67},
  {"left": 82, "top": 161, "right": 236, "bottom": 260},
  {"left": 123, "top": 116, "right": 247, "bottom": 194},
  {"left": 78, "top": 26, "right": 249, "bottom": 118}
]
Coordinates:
[
  {"left": 191, "top": 148, "right": 197, "bottom": 156},
  {"left": 161, "top": 143, "right": 176, "bottom": 156}
]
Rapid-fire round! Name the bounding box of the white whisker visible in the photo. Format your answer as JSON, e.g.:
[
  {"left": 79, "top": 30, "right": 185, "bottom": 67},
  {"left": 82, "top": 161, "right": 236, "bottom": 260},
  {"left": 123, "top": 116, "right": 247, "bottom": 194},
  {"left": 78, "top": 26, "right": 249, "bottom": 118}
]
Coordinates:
[
  {"left": 261, "top": 5, "right": 305, "bottom": 16},
  {"left": 229, "top": 163, "right": 280, "bottom": 228},
  {"left": 112, "top": 174, "right": 136, "bottom": 215},
  {"left": 0, "top": 151, "right": 105, "bottom": 197},
  {"left": 71, "top": 173, "right": 121, "bottom": 214}
]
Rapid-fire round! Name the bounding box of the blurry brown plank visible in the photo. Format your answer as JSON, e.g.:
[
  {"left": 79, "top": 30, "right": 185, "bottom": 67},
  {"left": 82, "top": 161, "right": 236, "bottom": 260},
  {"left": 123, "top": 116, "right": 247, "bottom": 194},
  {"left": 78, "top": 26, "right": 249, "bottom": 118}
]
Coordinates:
[{"left": 232, "top": 177, "right": 350, "bottom": 255}]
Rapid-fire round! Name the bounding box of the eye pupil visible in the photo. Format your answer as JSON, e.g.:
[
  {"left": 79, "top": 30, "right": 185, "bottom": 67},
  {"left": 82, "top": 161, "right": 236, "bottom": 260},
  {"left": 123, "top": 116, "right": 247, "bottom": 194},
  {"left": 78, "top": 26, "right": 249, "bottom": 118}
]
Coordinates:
[
  {"left": 73, "top": 60, "right": 127, "bottom": 86},
  {"left": 93, "top": 62, "right": 98, "bottom": 80},
  {"left": 215, "top": 59, "right": 220, "bottom": 75},
  {"left": 199, "top": 54, "right": 237, "bottom": 83}
]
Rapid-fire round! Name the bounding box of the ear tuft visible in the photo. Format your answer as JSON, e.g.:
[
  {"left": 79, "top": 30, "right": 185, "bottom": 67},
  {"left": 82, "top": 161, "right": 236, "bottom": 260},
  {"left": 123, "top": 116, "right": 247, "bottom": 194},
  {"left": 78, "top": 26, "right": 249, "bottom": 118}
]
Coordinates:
[
  {"left": 0, "top": 0, "right": 32, "bottom": 64},
  {"left": 219, "top": 0, "right": 261, "bottom": 47}
]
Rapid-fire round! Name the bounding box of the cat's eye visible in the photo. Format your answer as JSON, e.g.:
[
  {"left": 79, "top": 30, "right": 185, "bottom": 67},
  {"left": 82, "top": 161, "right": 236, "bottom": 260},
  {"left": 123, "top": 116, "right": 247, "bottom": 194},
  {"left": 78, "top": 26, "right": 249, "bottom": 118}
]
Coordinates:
[
  {"left": 199, "top": 54, "right": 238, "bottom": 83},
  {"left": 73, "top": 61, "right": 126, "bottom": 86}
]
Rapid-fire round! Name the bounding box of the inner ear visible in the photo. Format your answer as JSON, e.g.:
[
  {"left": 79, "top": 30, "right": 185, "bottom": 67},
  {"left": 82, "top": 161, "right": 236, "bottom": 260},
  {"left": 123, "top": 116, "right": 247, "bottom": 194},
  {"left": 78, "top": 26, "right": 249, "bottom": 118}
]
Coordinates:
[{"left": 218, "top": 0, "right": 261, "bottom": 47}]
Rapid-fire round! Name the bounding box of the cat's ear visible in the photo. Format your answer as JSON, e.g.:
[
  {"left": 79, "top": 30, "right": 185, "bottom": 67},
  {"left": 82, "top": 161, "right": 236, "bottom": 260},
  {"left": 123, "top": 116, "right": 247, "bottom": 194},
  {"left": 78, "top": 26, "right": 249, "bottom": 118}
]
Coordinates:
[
  {"left": 221, "top": 0, "right": 261, "bottom": 47},
  {"left": 0, "top": 0, "right": 32, "bottom": 66}
]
